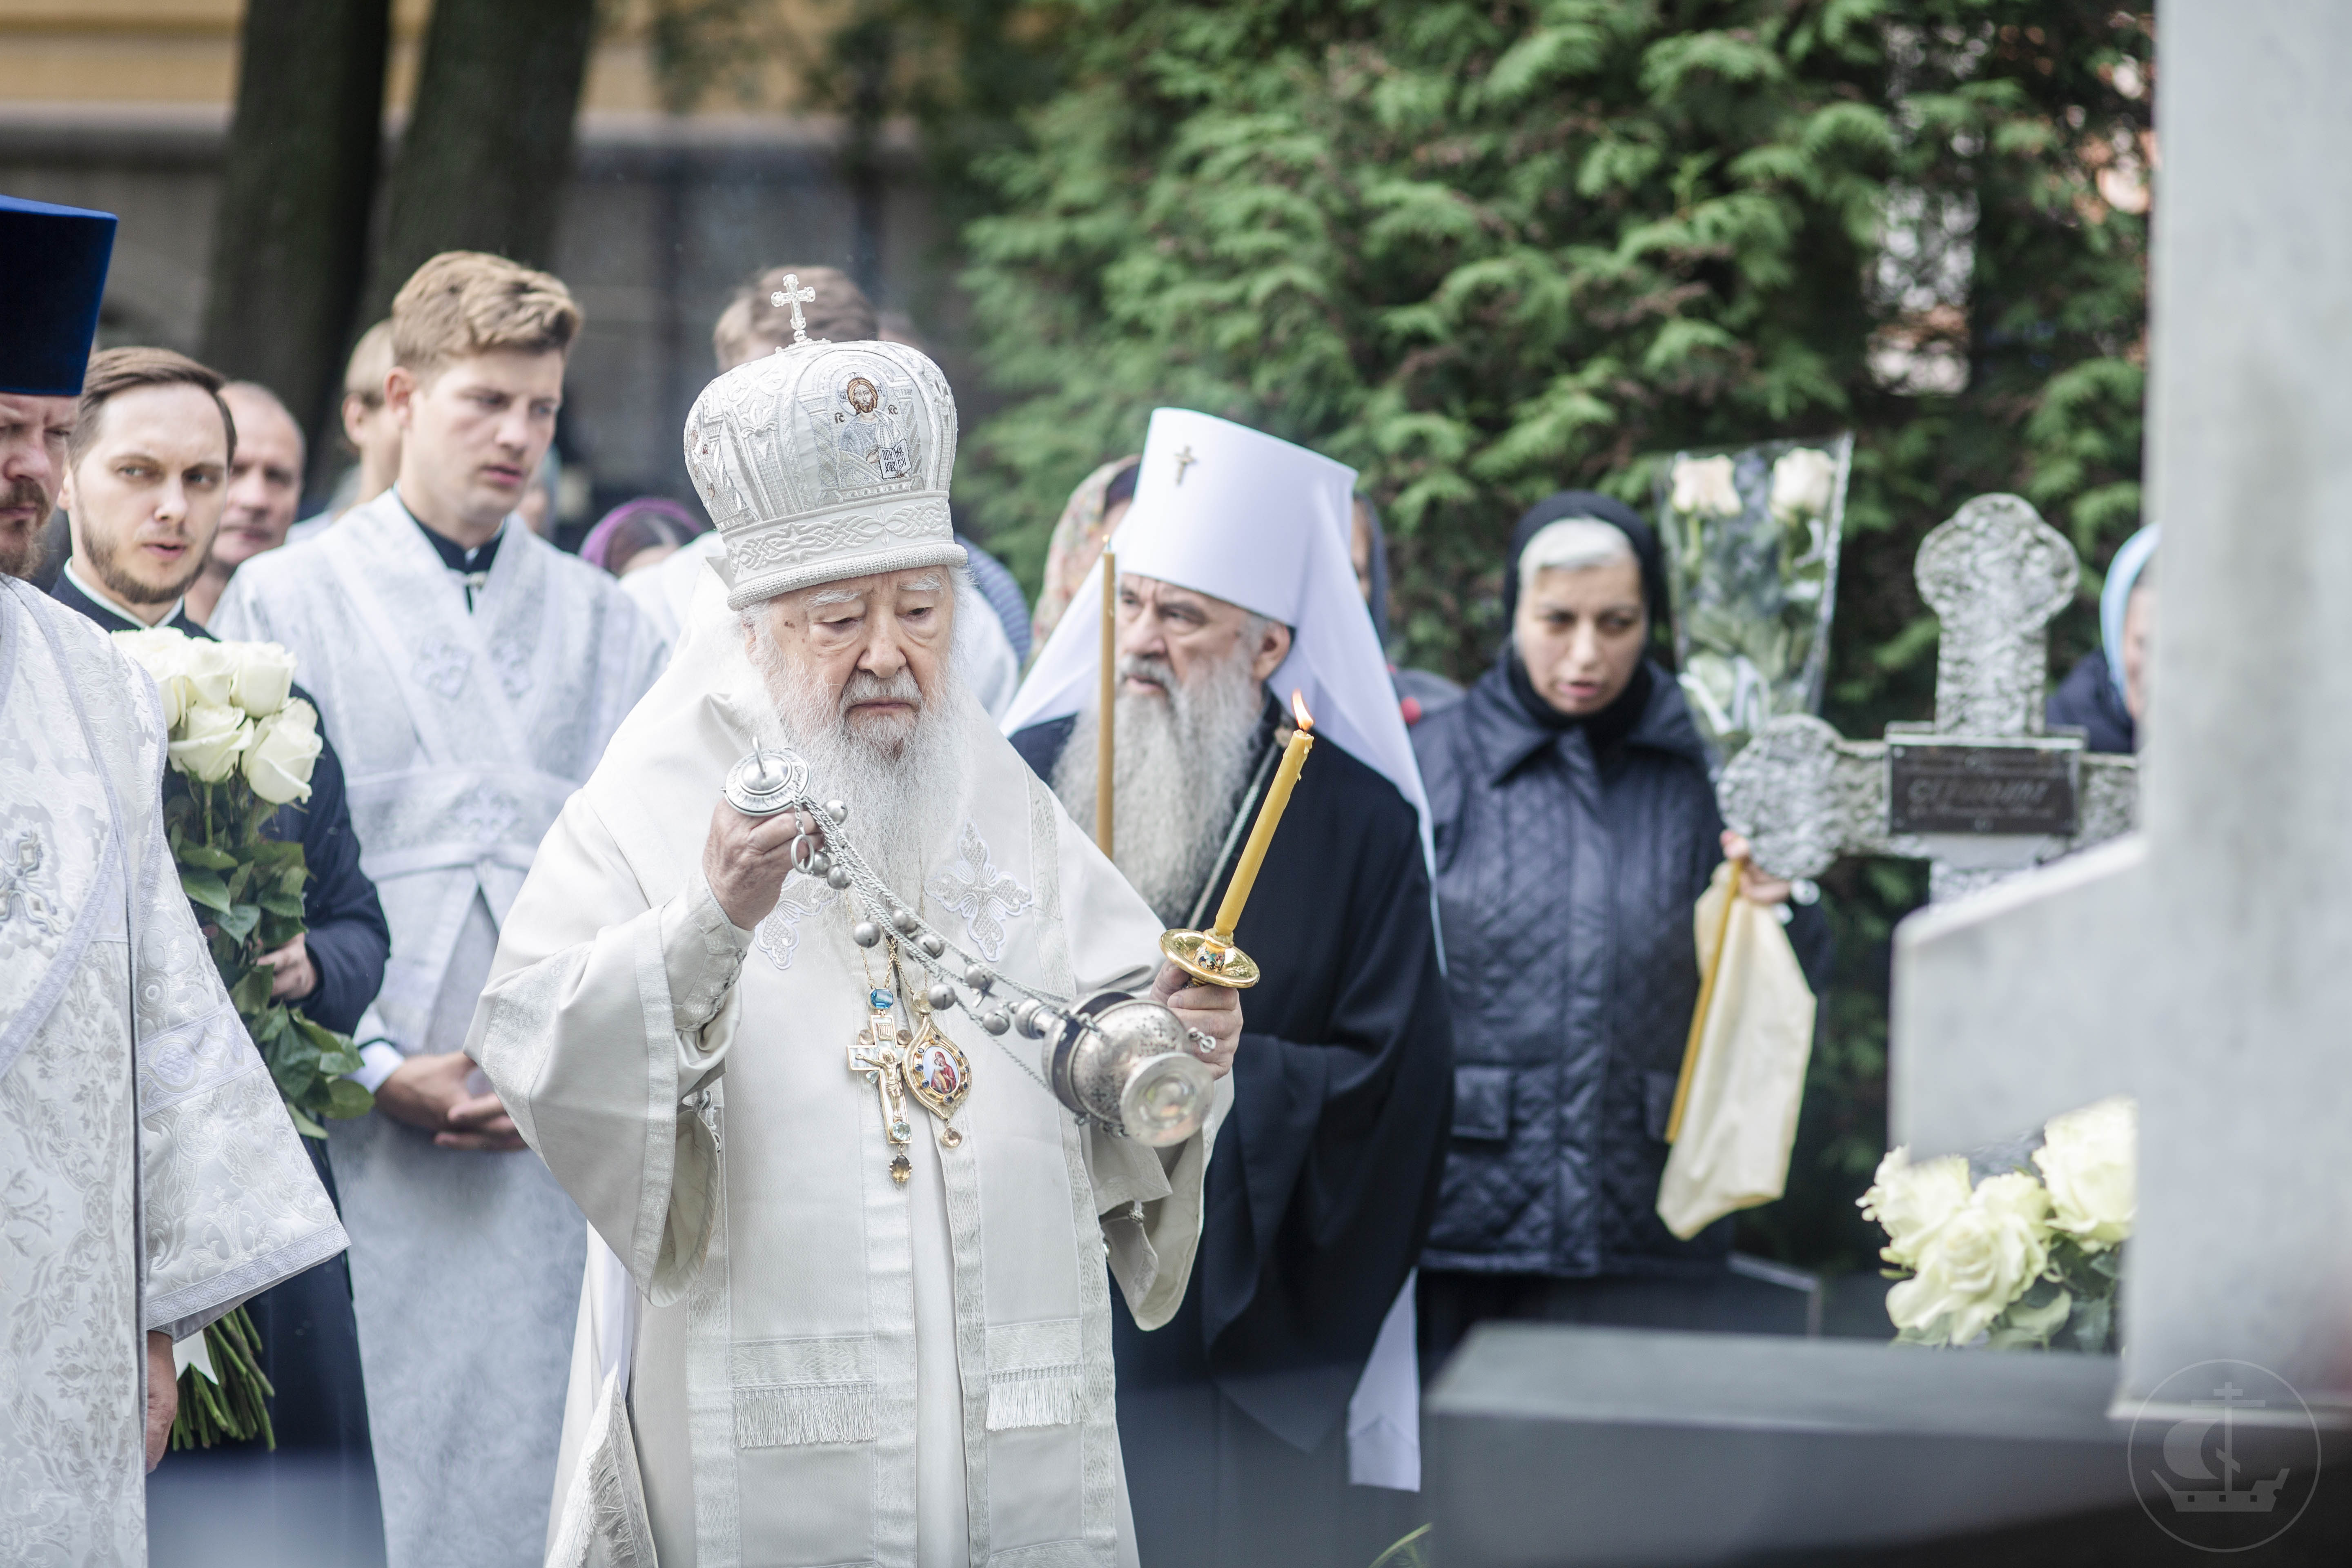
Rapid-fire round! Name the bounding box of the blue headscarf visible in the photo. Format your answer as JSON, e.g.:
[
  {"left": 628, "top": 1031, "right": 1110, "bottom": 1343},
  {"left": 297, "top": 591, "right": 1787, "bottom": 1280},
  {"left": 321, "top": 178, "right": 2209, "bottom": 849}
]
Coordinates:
[{"left": 2100, "top": 524, "right": 2160, "bottom": 699}]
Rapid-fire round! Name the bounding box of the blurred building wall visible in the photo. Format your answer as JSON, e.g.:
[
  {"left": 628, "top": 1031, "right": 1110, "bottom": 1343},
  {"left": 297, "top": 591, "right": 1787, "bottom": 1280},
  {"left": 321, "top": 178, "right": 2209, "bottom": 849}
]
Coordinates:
[{"left": 0, "top": 1, "right": 977, "bottom": 520}]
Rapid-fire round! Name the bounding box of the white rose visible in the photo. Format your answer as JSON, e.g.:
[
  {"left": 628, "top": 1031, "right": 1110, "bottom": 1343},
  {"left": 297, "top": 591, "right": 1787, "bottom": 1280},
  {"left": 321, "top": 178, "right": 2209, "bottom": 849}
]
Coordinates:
[
  {"left": 178, "top": 638, "right": 238, "bottom": 709},
  {"left": 111, "top": 627, "right": 194, "bottom": 728},
  {"left": 244, "top": 699, "right": 323, "bottom": 805},
  {"left": 168, "top": 701, "right": 254, "bottom": 784},
  {"left": 1669, "top": 454, "right": 1743, "bottom": 519},
  {"left": 2034, "top": 1096, "right": 2136, "bottom": 1251},
  {"left": 226, "top": 640, "right": 299, "bottom": 717},
  {"left": 1886, "top": 1172, "right": 2054, "bottom": 1345},
  {"left": 1857, "top": 1147, "right": 1973, "bottom": 1269},
  {"left": 1769, "top": 447, "right": 1838, "bottom": 522}
]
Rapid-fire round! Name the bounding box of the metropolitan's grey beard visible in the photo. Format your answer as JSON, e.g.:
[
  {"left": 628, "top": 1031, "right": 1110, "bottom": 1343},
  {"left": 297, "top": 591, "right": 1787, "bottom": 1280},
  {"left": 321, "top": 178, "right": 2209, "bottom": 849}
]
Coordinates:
[
  {"left": 1054, "top": 646, "right": 1267, "bottom": 925},
  {"left": 745, "top": 635, "right": 966, "bottom": 902}
]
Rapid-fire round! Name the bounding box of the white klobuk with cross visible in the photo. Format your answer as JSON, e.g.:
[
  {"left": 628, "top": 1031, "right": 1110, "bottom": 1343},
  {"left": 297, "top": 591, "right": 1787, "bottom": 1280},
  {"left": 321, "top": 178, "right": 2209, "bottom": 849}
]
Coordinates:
[
  {"left": 1717, "top": 492, "right": 2138, "bottom": 905},
  {"left": 1421, "top": 15, "right": 2352, "bottom": 1562},
  {"left": 1891, "top": 0, "right": 2352, "bottom": 1423}
]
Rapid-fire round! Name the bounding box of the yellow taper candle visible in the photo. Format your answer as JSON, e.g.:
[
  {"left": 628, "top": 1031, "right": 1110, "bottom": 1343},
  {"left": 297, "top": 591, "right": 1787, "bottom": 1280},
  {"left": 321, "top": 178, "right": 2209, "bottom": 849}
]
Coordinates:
[
  {"left": 1209, "top": 690, "right": 1315, "bottom": 940},
  {"left": 1096, "top": 548, "right": 1117, "bottom": 858}
]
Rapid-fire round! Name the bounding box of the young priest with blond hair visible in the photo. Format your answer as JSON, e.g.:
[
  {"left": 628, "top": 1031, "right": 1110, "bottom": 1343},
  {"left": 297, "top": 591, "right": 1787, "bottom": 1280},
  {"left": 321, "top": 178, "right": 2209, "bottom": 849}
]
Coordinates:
[{"left": 212, "top": 251, "right": 667, "bottom": 1568}]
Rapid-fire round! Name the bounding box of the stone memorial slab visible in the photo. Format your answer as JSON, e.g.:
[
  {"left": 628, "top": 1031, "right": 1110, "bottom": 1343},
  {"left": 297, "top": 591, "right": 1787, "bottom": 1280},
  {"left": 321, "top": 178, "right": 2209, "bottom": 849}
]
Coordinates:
[{"left": 1427, "top": 1325, "right": 2134, "bottom": 1567}]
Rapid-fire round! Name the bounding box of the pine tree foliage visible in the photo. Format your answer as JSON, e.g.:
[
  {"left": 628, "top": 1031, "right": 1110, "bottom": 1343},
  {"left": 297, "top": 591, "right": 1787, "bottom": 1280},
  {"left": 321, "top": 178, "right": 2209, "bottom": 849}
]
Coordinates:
[
  {"left": 960, "top": 0, "right": 2153, "bottom": 1272},
  {"left": 961, "top": 2, "right": 2149, "bottom": 683}
]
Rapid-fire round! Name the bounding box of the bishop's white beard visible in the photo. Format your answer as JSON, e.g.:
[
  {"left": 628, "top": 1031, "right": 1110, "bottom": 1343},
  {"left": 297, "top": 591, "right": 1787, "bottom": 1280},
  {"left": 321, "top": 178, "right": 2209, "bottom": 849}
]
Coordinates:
[
  {"left": 1053, "top": 644, "right": 1267, "bottom": 926},
  {"left": 745, "top": 628, "right": 968, "bottom": 903}
]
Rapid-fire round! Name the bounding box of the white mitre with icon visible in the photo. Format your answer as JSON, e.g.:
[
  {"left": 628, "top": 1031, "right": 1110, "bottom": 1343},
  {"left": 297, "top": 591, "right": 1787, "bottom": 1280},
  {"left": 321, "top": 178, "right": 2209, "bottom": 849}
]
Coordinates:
[
  {"left": 1002, "top": 407, "right": 1431, "bottom": 859},
  {"left": 683, "top": 296, "right": 966, "bottom": 610}
]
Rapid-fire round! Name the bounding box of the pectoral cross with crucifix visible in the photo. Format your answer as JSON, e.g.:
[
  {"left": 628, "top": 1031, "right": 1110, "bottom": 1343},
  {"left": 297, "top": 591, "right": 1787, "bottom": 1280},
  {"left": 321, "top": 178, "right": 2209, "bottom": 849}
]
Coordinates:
[
  {"left": 769, "top": 273, "right": 816, "bottom": 345},
  {"left": 1717, "top": 493, "right": 2138, "bottom": 904},
  {"left": 848, "top": 986, "right": 916, "bottom": 1184}
]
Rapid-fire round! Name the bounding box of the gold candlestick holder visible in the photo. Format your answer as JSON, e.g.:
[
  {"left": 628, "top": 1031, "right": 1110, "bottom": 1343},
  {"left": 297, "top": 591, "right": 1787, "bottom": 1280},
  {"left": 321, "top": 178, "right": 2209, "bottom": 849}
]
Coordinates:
[{"left": 1159, "top": 927, "right": 1261, "bottom": 989}]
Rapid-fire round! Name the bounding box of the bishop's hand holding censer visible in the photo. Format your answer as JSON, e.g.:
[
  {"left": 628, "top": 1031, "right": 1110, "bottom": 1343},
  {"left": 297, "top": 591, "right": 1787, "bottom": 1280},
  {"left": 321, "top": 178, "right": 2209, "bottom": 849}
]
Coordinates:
[{"left": 718, "top": 699, "right": 1310, "bottom": 1172}]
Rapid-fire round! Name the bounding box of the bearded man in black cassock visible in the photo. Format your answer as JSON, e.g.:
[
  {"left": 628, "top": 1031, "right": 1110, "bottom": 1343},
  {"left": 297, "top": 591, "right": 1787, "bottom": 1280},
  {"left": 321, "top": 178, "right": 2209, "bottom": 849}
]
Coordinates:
[{"left": 1005, "top": 410, "right": 1453, "bottom": 1568}]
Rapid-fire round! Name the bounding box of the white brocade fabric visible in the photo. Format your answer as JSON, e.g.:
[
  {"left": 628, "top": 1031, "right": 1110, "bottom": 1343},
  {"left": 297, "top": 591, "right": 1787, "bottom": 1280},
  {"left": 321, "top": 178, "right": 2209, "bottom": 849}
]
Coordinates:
[
  {"left": 0, "top": 580, "right": 345, "bottom": 1566},
  {"left": 212, "top": 494, "right": 669, "bottom": 1568},
  {"left": 471, "top": 584, "right": 1229, "bottom": 1568}
]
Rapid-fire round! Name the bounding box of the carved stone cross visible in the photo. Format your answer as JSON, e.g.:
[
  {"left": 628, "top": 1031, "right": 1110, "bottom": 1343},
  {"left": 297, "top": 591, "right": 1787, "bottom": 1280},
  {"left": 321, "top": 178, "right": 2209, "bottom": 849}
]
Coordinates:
[{"left": 1717, "top": 494, "right": 2137, "bottom": 902}]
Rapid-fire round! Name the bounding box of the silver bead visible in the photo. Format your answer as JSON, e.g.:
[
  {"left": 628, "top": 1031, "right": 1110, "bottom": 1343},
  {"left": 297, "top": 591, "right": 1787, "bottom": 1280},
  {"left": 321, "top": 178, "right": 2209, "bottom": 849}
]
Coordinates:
[
  {"left": 927, "top": 982, "right": 957, "bottom": 1011},
  {"left": 826, "top": 865, "right": 852, "bottom": 890},
  {"left": 806, "top": 851, "right": 831, "bottom": 877},
  {"left": 890, "top": 908, "right": 918, "bottom": 936},
  {"left": 1013, "top": 999, "right": 1049, "bottom": 1039},
  {"left": 851, "top": 921, "right": 881, "bottom": 948},
  {"left": 980, "top": 1008, "right": 1012, "bottom": 1036},
  {"left": 962, "top": 963, "right": 993, "bottom": 993},
  {"left": 919, "top": 933, "right": 945, "bottom": 959},
  {"left": 825, "top": 799, "right": 849, "bottom": 823}
]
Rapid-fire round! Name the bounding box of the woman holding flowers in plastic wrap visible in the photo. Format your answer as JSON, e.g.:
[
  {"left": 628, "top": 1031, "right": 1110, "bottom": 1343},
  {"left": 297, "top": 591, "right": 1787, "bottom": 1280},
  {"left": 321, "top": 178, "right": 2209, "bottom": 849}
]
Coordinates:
[{"left": 1409, "top": 491, "right": 1832, "bottom": 1365}]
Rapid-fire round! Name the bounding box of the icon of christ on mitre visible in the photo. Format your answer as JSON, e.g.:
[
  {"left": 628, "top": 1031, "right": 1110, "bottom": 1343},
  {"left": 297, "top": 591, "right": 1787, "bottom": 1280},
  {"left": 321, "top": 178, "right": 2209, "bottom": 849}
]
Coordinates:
[{"left": 467, "top": 321, "right": 1243, "bottom": 1568}]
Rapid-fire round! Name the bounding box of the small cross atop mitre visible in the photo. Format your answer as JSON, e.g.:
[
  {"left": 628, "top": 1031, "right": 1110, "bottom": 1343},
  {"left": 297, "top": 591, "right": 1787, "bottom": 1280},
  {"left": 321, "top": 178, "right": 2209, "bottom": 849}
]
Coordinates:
[{"left": 768, "top": 273, "right": 817, "bottom": 344}]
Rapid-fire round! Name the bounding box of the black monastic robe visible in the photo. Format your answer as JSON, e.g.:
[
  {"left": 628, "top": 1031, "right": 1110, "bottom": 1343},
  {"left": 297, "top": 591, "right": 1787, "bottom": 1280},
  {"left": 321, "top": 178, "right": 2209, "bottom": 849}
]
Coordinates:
[{"left": 1013, "top": 701, "right": 1454, "bottom": 1568}]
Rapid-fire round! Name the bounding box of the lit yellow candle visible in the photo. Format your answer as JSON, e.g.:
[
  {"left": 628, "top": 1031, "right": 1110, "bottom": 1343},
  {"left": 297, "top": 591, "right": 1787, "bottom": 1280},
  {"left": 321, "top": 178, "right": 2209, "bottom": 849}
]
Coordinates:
[
  {"left": 1096, "top": 548, "right": 1117, "bottom": 858},
  {"left": 1210, "top": 690, "right": 1314, "bottom": 940}
]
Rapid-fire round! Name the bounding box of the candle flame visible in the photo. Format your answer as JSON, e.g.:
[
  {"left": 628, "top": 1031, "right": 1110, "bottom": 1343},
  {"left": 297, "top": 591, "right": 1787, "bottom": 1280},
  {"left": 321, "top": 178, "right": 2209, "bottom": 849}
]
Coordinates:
[{"left": 1291, "top": 690, "right": 1314, "bottom": 731}]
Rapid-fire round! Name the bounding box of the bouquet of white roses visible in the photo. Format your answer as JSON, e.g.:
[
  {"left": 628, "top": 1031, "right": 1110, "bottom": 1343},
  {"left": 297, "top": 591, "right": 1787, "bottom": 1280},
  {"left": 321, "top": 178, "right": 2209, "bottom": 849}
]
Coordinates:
[
  {"left": 114, "top": 626, "right": 373, "bottom": 1449},
  {"left": 1859, "top": 1096, "right": 2135, "bottom": 1353},
  {"left": 1654, "top": 435, "right": 1853, "bottom": 766}
]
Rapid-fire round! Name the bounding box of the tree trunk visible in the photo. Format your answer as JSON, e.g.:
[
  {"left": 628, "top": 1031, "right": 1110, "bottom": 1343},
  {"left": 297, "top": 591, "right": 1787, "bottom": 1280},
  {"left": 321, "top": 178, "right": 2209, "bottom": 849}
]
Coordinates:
[
  {"left": 199, "top": 0, "right": 390, "bottom": 493},
  {"left": 365, "top": 0, "right": 597, "bottom": 321}
]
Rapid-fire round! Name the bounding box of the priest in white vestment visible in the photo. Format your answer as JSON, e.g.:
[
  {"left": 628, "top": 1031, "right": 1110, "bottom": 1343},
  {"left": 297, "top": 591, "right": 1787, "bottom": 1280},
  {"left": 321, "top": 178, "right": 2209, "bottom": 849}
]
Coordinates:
[
  {"left": 210, "top": 252, "right": 668, "bottom": 1568},
  {"left": 469, "top": 329, "right": 1241, "bottom": 1567},
  {"left": 1, "top": 190, "right": 346, "bottom": 1561}
]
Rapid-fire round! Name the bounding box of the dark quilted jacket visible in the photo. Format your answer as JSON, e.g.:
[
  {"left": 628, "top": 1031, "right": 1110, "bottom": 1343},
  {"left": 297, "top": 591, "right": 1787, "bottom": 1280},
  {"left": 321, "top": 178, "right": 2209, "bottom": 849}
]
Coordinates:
[{"left": 1412, "top": 659, "right": 1820, "bottom": 1277}]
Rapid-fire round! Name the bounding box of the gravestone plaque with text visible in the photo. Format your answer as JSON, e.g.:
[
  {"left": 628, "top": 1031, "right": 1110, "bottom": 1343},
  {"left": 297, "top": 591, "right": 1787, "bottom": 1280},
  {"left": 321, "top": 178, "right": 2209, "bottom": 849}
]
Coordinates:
[{"left": 1886, "top": 736, "right": 2080, "bottom": 836}]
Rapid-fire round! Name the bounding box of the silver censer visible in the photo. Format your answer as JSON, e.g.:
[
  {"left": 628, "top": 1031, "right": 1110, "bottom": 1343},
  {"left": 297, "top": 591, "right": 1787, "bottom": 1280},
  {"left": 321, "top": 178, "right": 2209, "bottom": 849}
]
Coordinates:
[{"left": 723, "top": 748, "right": 1216, "bottom": 1146}]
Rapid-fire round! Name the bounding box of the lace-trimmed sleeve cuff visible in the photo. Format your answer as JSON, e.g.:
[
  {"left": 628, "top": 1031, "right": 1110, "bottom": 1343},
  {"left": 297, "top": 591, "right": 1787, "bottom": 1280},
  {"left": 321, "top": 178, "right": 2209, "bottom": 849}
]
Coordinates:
[{"left": 658, "top": 873, "right": 754, "bottom": 1034}]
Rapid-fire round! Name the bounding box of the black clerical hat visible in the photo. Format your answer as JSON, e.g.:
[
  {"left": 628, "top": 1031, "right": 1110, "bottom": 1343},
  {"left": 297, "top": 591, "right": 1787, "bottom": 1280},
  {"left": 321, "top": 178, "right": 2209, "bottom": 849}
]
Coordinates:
[{"left": 0, "top": 194, "right": 117, "bottom": 396}]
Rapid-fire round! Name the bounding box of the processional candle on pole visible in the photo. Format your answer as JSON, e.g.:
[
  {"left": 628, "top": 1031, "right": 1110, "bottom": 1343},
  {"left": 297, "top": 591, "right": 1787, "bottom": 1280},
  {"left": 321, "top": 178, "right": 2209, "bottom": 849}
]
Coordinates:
[
  {"left": 1097, "top": 548, "right": 1117, "bottom": 857},
  {"left": 1159, "top": 689, "right": 1316, "bottom": 990}
]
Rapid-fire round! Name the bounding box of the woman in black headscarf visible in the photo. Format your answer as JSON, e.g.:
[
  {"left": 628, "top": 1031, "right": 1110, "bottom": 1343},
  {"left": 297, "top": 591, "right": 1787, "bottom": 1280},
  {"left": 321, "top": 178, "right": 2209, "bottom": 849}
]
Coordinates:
[{"left": 1408, "top": 491, "right": 1829, "bottom": 1363}]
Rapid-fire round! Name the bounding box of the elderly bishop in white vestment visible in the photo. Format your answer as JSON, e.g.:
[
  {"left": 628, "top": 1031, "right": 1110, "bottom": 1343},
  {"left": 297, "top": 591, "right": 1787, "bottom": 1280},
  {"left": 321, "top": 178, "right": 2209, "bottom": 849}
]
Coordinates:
[
  {"left": 211, "top": 491, "right": 668, "bottom": 1565},
  {"left": 470, "top": 336, "right": 1238, "bottom": 1568},
  {"left": 1, "top": 579, "right": 347, "bottom": 1562}
]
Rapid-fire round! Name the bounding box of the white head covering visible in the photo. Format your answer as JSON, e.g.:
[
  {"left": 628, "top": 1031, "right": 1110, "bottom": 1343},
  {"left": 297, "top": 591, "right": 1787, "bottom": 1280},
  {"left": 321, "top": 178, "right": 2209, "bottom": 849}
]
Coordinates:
[
  {"left": 2100, "top": 522, "right": 2160, "bottom": 699},
  {"left": 1003, "top": 408, "right": 1431, "bottom": 864},
  {"left": 684, "top": 334, "right": 966, "bottom": 609}
]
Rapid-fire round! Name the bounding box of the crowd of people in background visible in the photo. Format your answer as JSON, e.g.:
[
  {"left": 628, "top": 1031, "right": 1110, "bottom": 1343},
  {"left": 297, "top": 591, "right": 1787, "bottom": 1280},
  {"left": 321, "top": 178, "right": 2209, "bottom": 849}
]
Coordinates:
[{"left": 2, "top": 185, "right": 2156, "bottom": 1568}]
